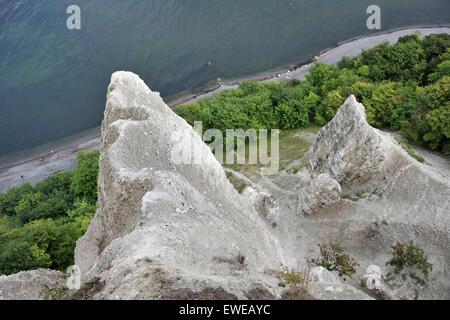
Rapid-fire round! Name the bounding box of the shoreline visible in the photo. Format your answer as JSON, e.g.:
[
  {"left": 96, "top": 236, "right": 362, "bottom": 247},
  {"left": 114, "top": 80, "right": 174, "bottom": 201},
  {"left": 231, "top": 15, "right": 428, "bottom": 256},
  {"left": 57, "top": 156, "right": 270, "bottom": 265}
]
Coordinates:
[{"left": 1, "top": 25, "right": 449, "bottom": 193}]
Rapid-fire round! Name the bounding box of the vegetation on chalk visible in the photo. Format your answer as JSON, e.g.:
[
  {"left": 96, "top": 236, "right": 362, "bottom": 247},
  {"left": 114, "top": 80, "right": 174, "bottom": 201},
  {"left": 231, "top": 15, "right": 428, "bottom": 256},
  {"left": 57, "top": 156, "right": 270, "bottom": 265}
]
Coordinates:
[
  {"left": 0, "top": 151, "right": 99, "bottom": 276},
  {"left": 386, "top": 240, "right": 433, "bottom": 285},
  {"left": 174, "top": 33, "right": 450, "bottom": 155},
  {"left": 222, "top": 126, "right": 313, "bottom": 177},
  {"left": 307, "top": 240, "right": 359, "bottom": 277},
  {"left": 278, "top": 263, "right": 315, "bottom": 300},
  {"left": 343, "top": 190, "right": 367, "bottom": 202},
  {"left": 395, "top": 138, "right": 425, "bottom": 163},
  {"left": 279, "top": 265, "right": 309, "bottom": 288},
  {"left": 42, "top": 287, "right": 70, "bottom": 300}
]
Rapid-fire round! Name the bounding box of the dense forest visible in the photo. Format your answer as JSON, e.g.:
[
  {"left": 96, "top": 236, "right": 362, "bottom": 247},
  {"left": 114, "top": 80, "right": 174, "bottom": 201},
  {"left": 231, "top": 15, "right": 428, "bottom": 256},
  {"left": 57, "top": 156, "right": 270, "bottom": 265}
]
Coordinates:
[{"left": 0, "top": 33, "right": 448, "bottom": 276}]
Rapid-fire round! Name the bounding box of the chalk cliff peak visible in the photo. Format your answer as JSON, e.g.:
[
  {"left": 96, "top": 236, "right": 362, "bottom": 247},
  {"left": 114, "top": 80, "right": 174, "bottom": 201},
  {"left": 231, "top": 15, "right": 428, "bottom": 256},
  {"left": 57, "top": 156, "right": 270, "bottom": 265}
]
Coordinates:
[{"left": 74, "top": 71, "right": 283, "bottom": 299}]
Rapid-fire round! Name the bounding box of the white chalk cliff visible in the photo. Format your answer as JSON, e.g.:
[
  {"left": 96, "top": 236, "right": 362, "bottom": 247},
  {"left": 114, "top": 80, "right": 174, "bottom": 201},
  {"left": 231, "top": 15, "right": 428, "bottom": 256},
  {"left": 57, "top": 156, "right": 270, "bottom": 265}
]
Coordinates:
[
  {"left": 73, "top": 72, "right": 283, "bottom": 299},
  {"left": 1, "top": 74, "right": 449, "bottom": 300}
]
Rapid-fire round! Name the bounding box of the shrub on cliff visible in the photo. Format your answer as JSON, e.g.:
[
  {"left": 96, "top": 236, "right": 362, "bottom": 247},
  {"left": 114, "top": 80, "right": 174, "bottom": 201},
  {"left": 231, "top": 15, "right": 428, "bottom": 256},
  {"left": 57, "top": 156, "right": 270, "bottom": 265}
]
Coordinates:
[
  {"left": 307, "top": 240, "right": 359, "bottom": 277},
  {"left": 386, "top": 240, "right": 433, "bottom": 285}
]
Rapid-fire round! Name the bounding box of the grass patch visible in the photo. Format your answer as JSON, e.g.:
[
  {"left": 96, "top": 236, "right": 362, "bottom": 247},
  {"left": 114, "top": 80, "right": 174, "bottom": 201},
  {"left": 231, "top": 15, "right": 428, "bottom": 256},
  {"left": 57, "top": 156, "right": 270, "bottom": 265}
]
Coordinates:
[
  {"left": 342, "top": 190, "right": 366, "bottom": 202},
  {"left": 342, "top": 194, "right": 359, "bottom": 202},
  {"left": 225, "top": 172, "right": 250, "bottom": 194},
  {"left": 396, "top": 138, "right": 425, "bottom": 163},
  {"left": 301, "top": 124, "right": 322, "bottom": 134},
  {"left": 223, "top": 126, "right": 314, "bottom": 176},
  {"left": 278, "top": 129, "right": 312, "bottom": 171},
  {"left": 386, "top": 240, "right": 432, "bottom": 285}
]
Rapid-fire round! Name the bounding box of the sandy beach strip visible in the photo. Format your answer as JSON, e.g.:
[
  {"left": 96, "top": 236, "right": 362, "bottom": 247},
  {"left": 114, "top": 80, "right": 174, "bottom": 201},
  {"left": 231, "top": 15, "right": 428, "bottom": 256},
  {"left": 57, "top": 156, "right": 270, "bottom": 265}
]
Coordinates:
[{"left": 1, "top": 25, "right": 449, "bottom": 193}]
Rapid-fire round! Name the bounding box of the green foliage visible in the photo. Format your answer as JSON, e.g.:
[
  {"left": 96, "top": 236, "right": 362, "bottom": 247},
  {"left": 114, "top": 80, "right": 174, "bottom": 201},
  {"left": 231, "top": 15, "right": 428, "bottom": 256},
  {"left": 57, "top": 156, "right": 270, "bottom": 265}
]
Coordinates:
[
  {"left": 315, "top": 89, "right": 345, "bottom": 125},
  {"left": 0, "top": 183, "right": 34, "bottom": 216},
  {"left": 307, "top": 240, "right": 359, "bottom": 277},
  {"left": 175, "top": 80, "right": 314, "bottom": 137},
  {"left": 423, "top": 75, "right": 450, "bottom": 110},
  {"left": 0, "top": 150, "right": 99, "bottom": 276},
  {"left": 357, "top": 65, "right": 370, "bottom": 78},
  {"left": 67, "top": 199, "right": 96, "bottom": 234},
  {"left": 387, "top": 241, "right": 433, "bottom": 284},
  {"left": 0, "top": 240, "right": 52, "bottom": 275},
  {"left": 70, "top": 150, "right": 100, "bottom": 203},
  {"left": 400, "top": 77, "right": 450, "bottom": 151},
  {"left": 0, "top": 172, "right": 75, "bottom": 225},
  {"left": 0, "top": 215, "right": 12, "bottom": 234},
  {"left": 395, "top": 138, "right": 425, "bottom": 163},
  {"left": 359, "top": 39, "right": 427, "bottom": 83},
  {"left": 35, "top": 171, "right": 74, "bottom": 197},
  {"left": 422, "top": 34, "right": 450, "bottom": 82},
  {"left": 13, "top": 191, "right": 70, "bottom": 225},
  {"left": 337, "top": 56, "right": 355, "bottom": 70},
  {"left": 173, "top": 103, "right": 202, "bottom": 126},
  {"left": 14, "top": 192, "right": 46, "bottom": 224},
  {"left": 0, "top": 219, "right": 83, "bottom": 275},
  {"left": 42, "top": 287, "right": 70, "bottom": 300},
  {"left": 306, "top": 63, "right": 338, "bottom": 97},
  {"left": 363, "top": 82, "right": 418, "bottom": 130},
  {"left": 428, "top": 59, "right": 450, "bottom": 83},
  {"left": 280, "top": 265, "right": 308, "bottom": 288}
]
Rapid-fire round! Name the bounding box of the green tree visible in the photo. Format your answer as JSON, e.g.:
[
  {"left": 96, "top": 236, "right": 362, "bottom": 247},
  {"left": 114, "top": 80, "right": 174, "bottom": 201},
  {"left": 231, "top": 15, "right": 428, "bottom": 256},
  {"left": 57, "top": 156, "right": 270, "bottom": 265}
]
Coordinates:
[
  {"left": 337, "top": 56, "right": 355, "bottom": 70},
  {"left": 70, "top": 150, "right": 100, "bottom": 204},
  {"left": 0, "top": 183, "right": 34, "bottom": 216},
  {"left": 35, "top": 171, "right": 73, "bottom": 197},
  {"left": 0, "top": 240, "right": 52, "bottom": 275},
  {"left": 173, "top": 103, "right": 202, "bottom": 126},
  {"left": 67, "top": 199, "right": 96, "bottom": 234},
  {"left": 0, "top": 218, "right": 83, "bottom": 275},
  {"left": 13, "top": 192, "right": 46, "bottom": 224},
  {"left": 360, "top": 38, "right": 427, "bottom": 84},
  {"left": 423, "top": 76, "right": 450, "bottom": 110},
  {"left": 422, "top": 106, "right": 450, "bottom": 150},
  {"left": 428, "top": 59, "right": 450, "bottom": 83},
  {"left": 306, "top": 63, "right": 338, "bottom": 97},
  {"left": 422, "top": 33, "right": 450, "bottom": 83},
  {"left": 364, "top": 82, "right": 398, "bottom": 128}
]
